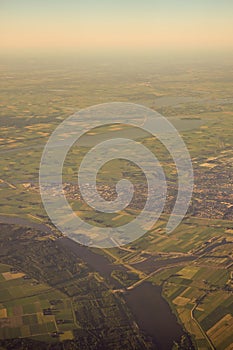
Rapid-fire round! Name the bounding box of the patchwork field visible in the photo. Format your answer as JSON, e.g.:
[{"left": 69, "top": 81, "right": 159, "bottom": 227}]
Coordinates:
[
  {"left": 0, "top": 56, "right": 233, "bottom": 349},
  {"left": 0, "top": 264, "right": 76, "bottom": 343},
  {"left": 149, "top": 256, "right": 233, "bottom": 349}
]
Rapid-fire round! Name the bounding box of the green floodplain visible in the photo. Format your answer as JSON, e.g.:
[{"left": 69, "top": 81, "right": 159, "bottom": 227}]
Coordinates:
[{"left": 0, "top": 55, "right": 232, "bottom": 349}]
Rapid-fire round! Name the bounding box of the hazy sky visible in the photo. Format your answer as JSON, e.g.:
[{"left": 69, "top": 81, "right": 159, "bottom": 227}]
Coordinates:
[{"left": 1, "top": 0, "right": 233, "bottom": 53}]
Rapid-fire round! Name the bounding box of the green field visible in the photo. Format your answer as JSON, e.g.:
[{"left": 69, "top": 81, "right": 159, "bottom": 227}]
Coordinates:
[{"left": 0, "top": 263, "right": 77, "bottom": 343}]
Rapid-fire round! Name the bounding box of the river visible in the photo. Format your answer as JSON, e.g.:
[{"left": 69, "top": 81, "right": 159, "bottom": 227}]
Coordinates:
[
  {"left": 59, "top": 237, "right": 185, "bottom": 349},
  {"left": 0, "top": 215, "right": 185, "bottom": 349},
  {"left": 124, "top": 282, "right": 184, "bottom": 349}
]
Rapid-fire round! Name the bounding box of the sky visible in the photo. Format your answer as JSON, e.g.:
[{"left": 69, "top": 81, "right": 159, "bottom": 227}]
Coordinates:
[{"left": 0, "top": 0, "right": 233, "bottom": 54}]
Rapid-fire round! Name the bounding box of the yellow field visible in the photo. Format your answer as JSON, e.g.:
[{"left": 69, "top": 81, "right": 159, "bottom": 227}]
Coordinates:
[
  {"left": 2, "top": 272, "right": 25, "bottom": 280},
  {"left": 178, "top": 266, "right": 200, "bottom": 279},
  {"left": 173, "top": 296, "right": 190, "bottom": 306},
  {"left": 0, "top": 308, "right": 7, "bottom": 318},
  {"left": 60, "top": 331, "right": 74, "bottom": 341},
  {"left": 207, "top": 314, "right": 233, "bottom": 348}
]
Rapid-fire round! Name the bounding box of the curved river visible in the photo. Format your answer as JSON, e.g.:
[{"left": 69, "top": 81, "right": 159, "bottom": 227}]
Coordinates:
[{"left": 0, "top": 215, "right": 185, "bottom": 349}]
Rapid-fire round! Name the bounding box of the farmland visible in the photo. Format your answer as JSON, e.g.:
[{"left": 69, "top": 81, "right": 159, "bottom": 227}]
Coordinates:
[
  {"left": 0, "top": 263, "right": 76, "bottom": 343},
  {"left": 0, "top": 56, "right": 232, "bottom": 349}
]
